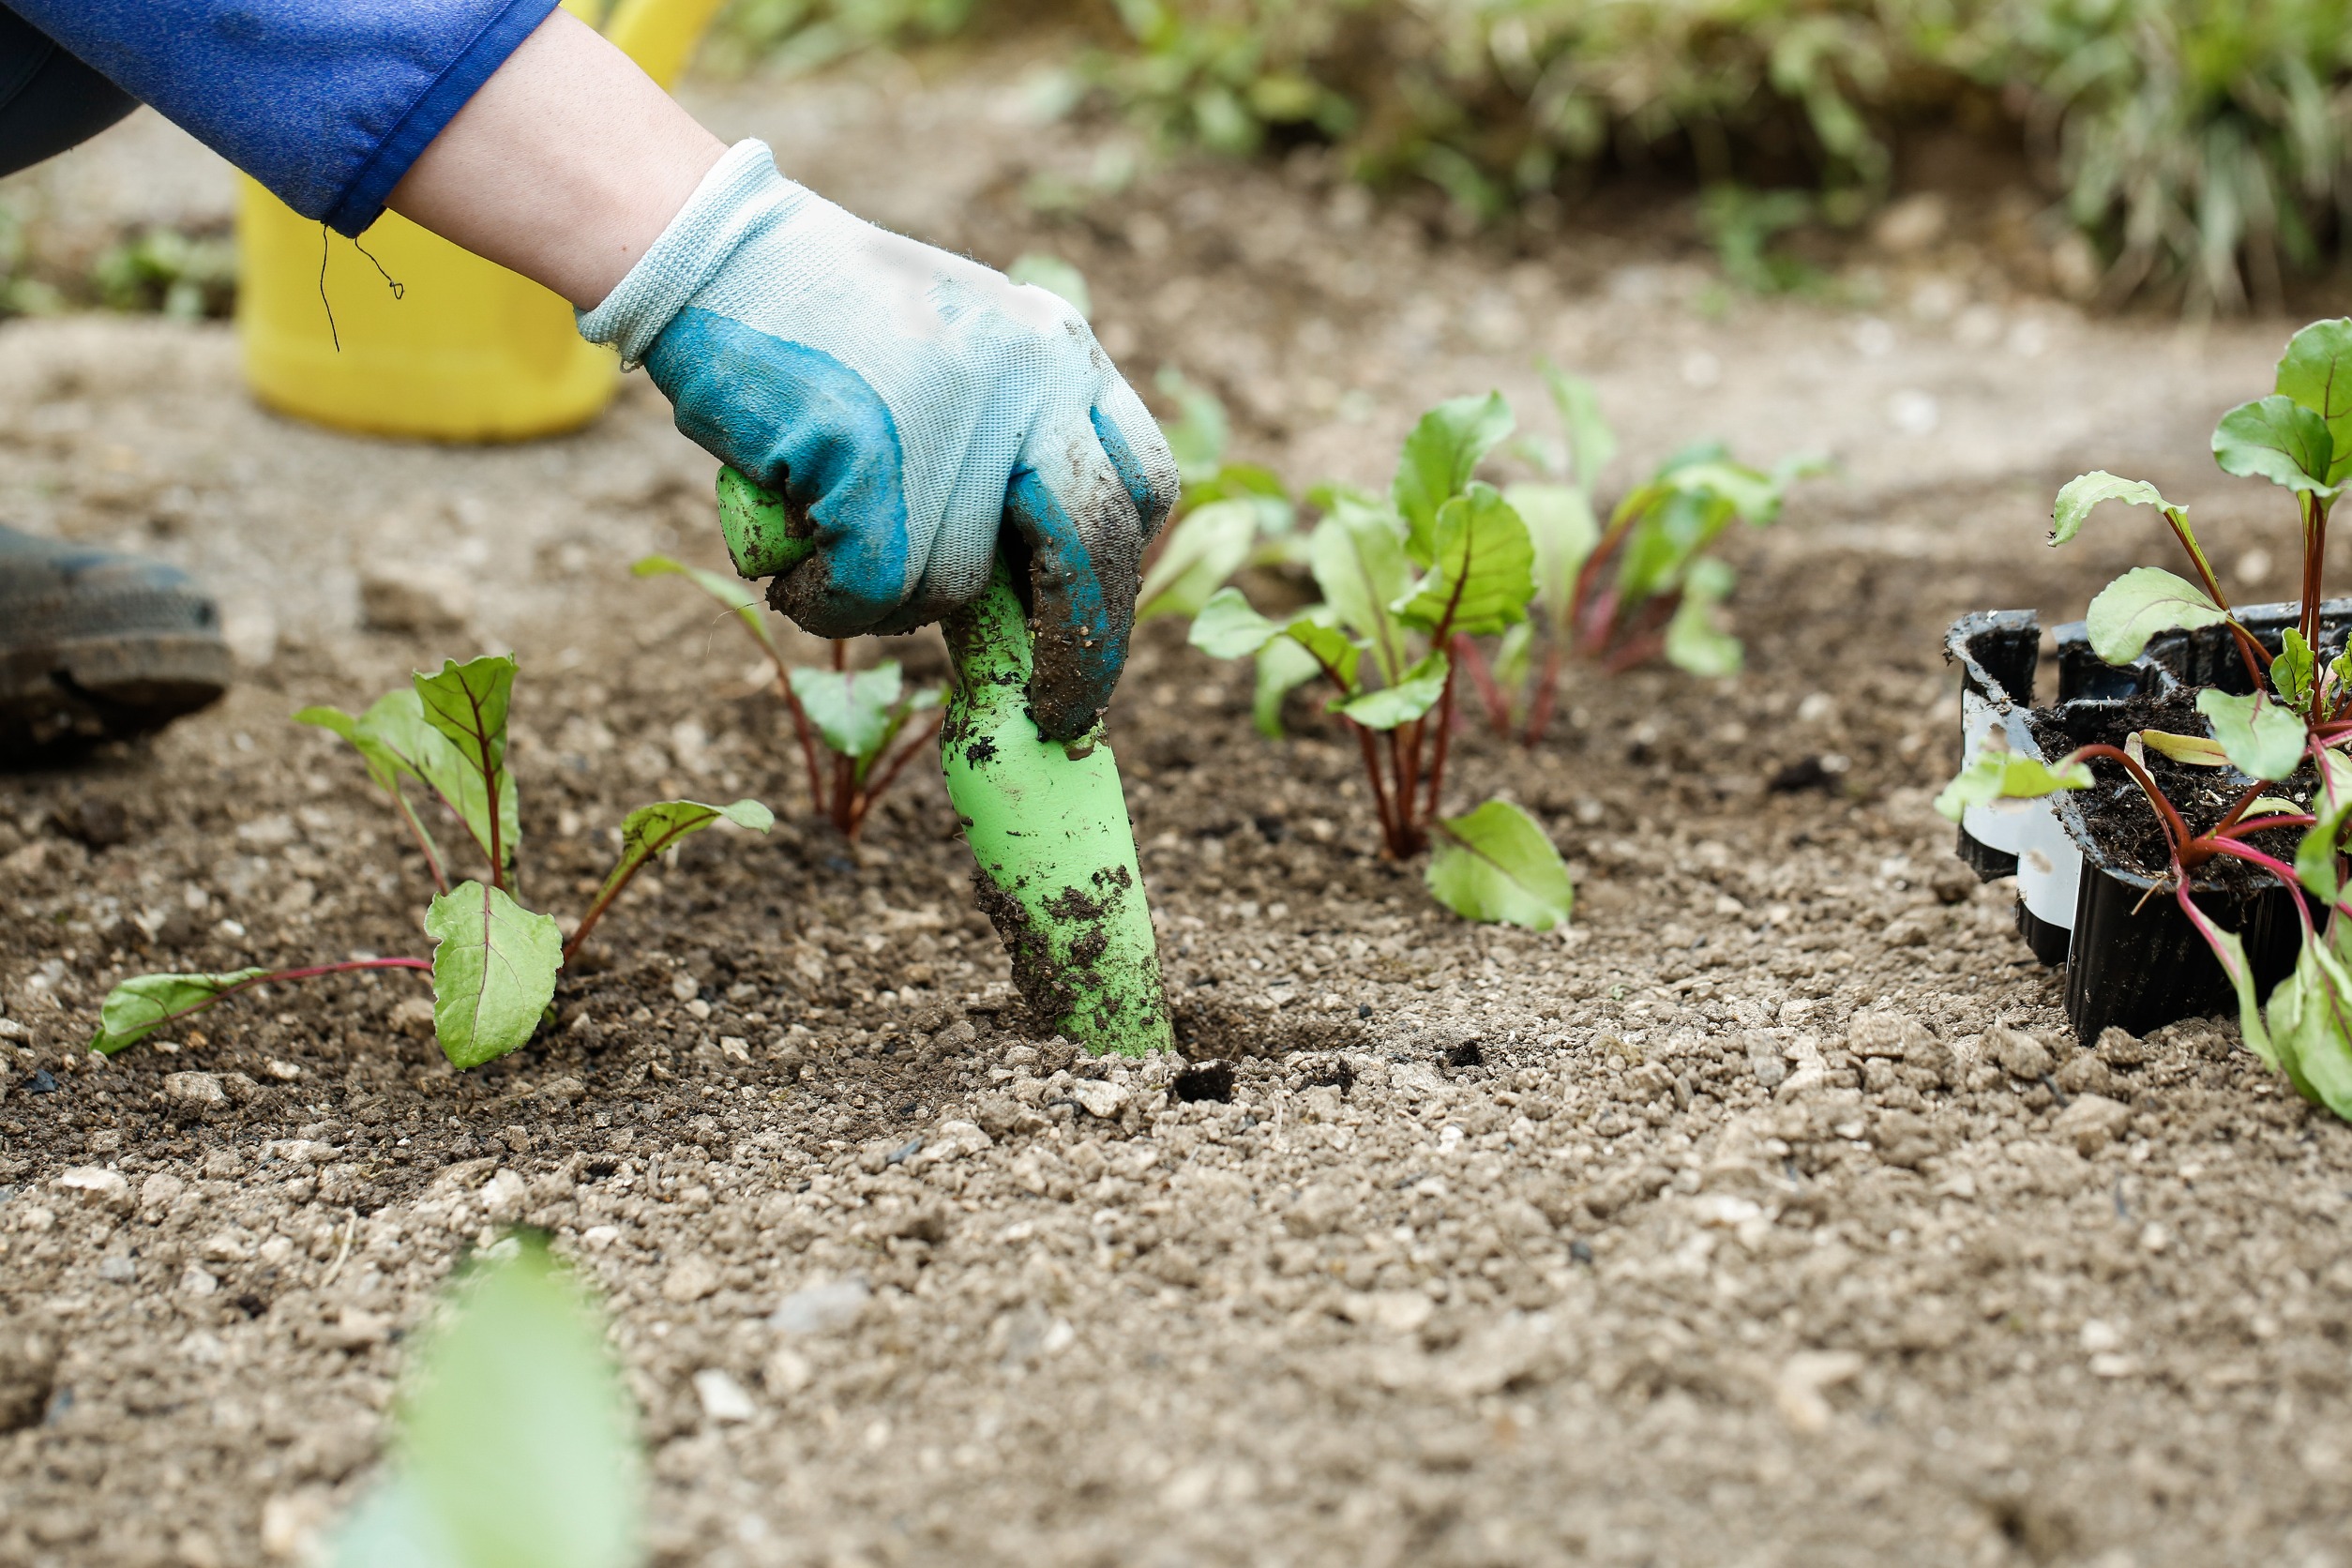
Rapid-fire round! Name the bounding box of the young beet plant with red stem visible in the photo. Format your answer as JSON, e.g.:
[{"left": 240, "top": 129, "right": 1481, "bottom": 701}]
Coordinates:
[
  {"left": 637, "top": 556, "right": 942, "bottom": 841},
  {"left": 1440, "top": 365, "right": 1824, "bottom": 745},
  {"left": 1939, "top": 317, "right": 2352, "bottom": 1117},
  {"left": 1190, "top": 395, "right": 1576, "bottom": 929},
  {"left": 89, "top": 655, "right": 770, "bottom": 1070}
]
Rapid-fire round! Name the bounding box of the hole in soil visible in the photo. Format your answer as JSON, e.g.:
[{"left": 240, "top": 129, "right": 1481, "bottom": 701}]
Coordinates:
[
  {"left": 1172, "top": 1062, "right": 1234, "bottom": 1103},
  {"left": 1445, "top": 1042, "right": 1484, "bottom": 1068}
]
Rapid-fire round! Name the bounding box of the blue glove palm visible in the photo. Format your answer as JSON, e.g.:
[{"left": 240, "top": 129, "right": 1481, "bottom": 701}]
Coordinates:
[{"left": 580, "top": 141, "right": 1178, "bottom": 740}]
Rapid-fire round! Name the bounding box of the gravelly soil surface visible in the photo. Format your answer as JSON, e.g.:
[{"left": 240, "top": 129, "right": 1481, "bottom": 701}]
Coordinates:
[{"left": 6, "top": 53, "right": 2352, "bottom": 1568}]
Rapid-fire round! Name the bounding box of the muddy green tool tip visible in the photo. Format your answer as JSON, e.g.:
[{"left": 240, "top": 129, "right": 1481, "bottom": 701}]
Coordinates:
[
  {"left": 716, "top": 466, "right": 815, "bottom": 580},
  {"left": 714, "top": 467, "right": 1174, "bottom": 1056}
]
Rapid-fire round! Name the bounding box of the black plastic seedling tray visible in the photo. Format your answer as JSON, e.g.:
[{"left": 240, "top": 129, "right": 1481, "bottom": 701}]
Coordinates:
[{"left": 1947, "top": 600, "right": 2348, "bottom": 1044}]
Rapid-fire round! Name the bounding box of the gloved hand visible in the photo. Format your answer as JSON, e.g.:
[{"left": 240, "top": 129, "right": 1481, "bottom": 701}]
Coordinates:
[{"left": 580, "top": 140, "right": 1179, "bottom": 741}]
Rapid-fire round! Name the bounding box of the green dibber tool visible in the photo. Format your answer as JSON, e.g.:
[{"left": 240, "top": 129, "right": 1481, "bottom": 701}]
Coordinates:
[{"left": 716, "top": 468, "right": 1175, "bottom": 1057}]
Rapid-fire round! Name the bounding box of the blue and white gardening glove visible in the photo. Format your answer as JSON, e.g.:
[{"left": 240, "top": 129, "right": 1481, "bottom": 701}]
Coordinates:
[{"left": 579, "top": 140, "right": 1179, "bottom": 742}]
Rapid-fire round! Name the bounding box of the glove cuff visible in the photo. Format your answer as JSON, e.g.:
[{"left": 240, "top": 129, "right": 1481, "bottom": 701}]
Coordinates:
[{"left": 576, "top": 139, "right": 806, "bottom": 369}]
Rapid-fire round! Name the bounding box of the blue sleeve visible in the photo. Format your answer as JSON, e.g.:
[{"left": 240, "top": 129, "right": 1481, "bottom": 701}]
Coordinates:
[{"left": 5, "top": 0, "right": 560, "bottom": 235}]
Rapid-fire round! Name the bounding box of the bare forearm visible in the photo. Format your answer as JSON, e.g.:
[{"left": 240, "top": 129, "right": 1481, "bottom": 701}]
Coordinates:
[{"left": 384, "top": 8, "right": 724, "bottom": 310}]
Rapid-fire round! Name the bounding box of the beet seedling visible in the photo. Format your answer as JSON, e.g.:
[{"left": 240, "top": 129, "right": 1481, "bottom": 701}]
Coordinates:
[
  {"left": 330, "top": 1235, "right": 641, "bottom": 1568},
  {"left": 89, "top": 654, "right": 770, "bottom": 1069},
  {"left": 1460, "top": 364, "right": 1825, "bottom": 742},
  {"left": 637, "top": 544, "right": 942, "bottom": 842},
  {"left": 1137, "top": 369, "right": 1303, "bottom": 621},
  {"left": 1191, "top": 393, "right": 1574, "bottom": 928},
  {"left": 1940, "top": 317, "right": 2352, "bottom": 1118}
]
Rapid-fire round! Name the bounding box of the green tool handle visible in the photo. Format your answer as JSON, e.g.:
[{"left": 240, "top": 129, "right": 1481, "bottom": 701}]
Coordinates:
[{"left": 714, "top": 466, "right": 1173, "bottom": 1056}]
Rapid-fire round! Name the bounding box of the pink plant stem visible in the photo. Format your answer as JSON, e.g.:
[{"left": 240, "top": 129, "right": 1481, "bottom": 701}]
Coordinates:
[
  {"left": 1522, "top": 641, "right": 1564, "bottom": 746},
  {"left": 1451, "top": 634, "right": 1510, "bottom": 737},
  {"left": 847, "top": 708, "right": 945, "bottom": 840}
]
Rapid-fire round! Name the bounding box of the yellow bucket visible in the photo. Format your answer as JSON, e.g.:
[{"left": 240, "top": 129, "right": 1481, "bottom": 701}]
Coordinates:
[{"left": 235, "top": 0, "right": 724, "bottom": 442}]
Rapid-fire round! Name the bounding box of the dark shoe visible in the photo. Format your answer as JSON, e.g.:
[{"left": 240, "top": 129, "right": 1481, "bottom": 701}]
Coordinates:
[{"left": 0, "top": 526, "right": 232, "bottom": 761}]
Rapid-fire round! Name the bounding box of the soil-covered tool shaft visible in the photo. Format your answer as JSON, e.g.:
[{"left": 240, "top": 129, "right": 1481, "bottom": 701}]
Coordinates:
[
  {"left": 714, "top": 465, "right": 1172, "bottom": 1054},
  {"left": 941, "top": 560, "right": 1173, "bottom": 1056}
]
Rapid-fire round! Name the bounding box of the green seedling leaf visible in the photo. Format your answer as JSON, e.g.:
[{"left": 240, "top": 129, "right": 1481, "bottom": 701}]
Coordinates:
[
  {"left": 1393, "top": 392, "right": 1514, "bottom": 565},
  {"left": 2261, "top": 925, "right": 2352, "bottom": 1115},
  {"left": 1394, "top": 483, "right": 1535, "bottom": 638},
  {"left": 1503, "top": 480, "right": 1598, "bottom": 631},
  {"left": 1156, "top": 367, "right": 1229, "bottom": 483},
  {"left": 2085, "top": 566, "right": 2230, "bottom": 665},
  {"left": 1539, "top": 362, "right": 1615, "bottom": 493},
  {"left": 2242, "top": 796, "right": 2305, "bottom": 819},
  {"left": 2274, "top": 317, "right": 2352, "bottom": 486},
  {"left": 330, "top": 1474, "right": 459, "bottom": 1568},
  {"left": 1425, "top": 799, "right": 1575, "bottom": 930},
  {"left": 1007, "top": 252, "right": 1091, "bottom": 319},
  {"left": 591, "top": 797, "right": 774, "bottom": 916},
  {"left": 89, "top": 969, "right": 264, "bottom": 1055},
  {"left": 298, "top": 699, "right": 453, "bottom": 882},
  {"left": 295, "top": 704, "right": 405, "bottom": 795},
  {"left": 2138, "top": 729, "right": 2232, "bottom": 767},
  {"left": 1663, "top": 557, "right": 1741, "bottom": 677},
  {"left": 1932, "top": 747, "right": 2095, "bottom": 823},
  {"left": 634, "top": 554, "right": 779, "bottom": 659},
  {"left": 1309, "top": 490, "right": 1413, "bottom": 682},
  {"left": 789, "top": 663, "right": 905, "bottom": 764},
  {"left": 2196, "top": 687, "right": 2307, "bottom": 780},
  {"left": 2179, "top": 896, "right": 2273, "bottom": 1067},
  {"left": 2277, "top": 628, "right": 2317, "bottom": 712},
  {"left": 358, "top": 688, "right": 511, "bottom": 880},
  {"left": 393, "top": 1238, "right": 641, "bottom": 1568},
  {"left": 414, "top": 656, "right": 520, "bottom": 877},
  {"left": 2297, "top": 789, "right": 2352, "bottom": 904},
  {"left": 1253, "top": 637, "right": 1323, "bottom": 739},
  {"left": 426, "top": 881, "right": 562, "bottom": 1070},
  {"left": 1190, "top": 587, "right": 1282, "bottom": 659},
  {"left": 2213, "top": 395, "right": 2337, "bottom": 496},
  {"left": 1335, "top": 648, "right": 1449, "bottom": 731},
  {"left": 1662, "top": 459, "right": 1787, "bottom": 526},
  {"left": 1138, "top": 499, "right": 1259, "bottom": 621},
  {"left": 2048, "top": 471, "right": 2186, "bottom": 545},
  {"left": 1280, "top": 611, "right": 1361, "bottom": 692}
]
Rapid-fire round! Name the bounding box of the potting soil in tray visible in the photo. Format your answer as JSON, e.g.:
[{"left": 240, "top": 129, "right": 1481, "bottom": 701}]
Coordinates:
[{"left": 2025, "top": 689, "right": 2311, "bottom": 899}]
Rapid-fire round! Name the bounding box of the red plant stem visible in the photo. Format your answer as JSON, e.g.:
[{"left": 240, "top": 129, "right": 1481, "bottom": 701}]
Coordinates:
[
  {"left": 846, "top": 707, "right": 945, "bottom": 840},
  {"left": 2212, "top": 777, "right": 2280, "bottom": 835},
  {"left": 771, "top": 667, "right": 827, "bottom": 815},
  {"left": 2159, "top": 506, "right": 2268, "bottom": 689},
  {"left": 2215, "top": 814, "right": 2315, "bottom": 839},
  {"left": 1567, "top": 511, "right": 1639, "bottom": 654},
  {"left": 831, "top": 639, "right": 848, "bottom": 672},
  {"left": 1523, "top": 641, "right": 1565, "bottom": 746},
  {"left": 261, "top": 958, "right": 430, "bottom": 983},
  {"left": 2072, "top": 743, "right": 2195, "bottom": 861},
  {"left": 143, "top": 957, "right": 431, "bottom": 1042},
  {"left": 1451, "top": 633, "right": 1511, "bottom": 738},
  {"left": 832, "top": 750, "right": 855, "bottom": 837},
  {"left": 449, "top": 683, "right": 507, "bottom": 894},
  {"left": 2203, "top": 837, "right": 2314, "bottom": 920},
  {"left": 1350, "top": 719, "right": 1401, "bottom": 854},
  {"left": 2302, "top": 493, "right": 2327, "bottom": 652},
  {"left": 1422, "top": 658, "right": 1460, "bottom": 825}
]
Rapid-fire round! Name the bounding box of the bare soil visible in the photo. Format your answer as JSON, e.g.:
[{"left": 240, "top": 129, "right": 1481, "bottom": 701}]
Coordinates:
[{"left": 6, "top": 53, "right": 2352, "bottom": 1568}]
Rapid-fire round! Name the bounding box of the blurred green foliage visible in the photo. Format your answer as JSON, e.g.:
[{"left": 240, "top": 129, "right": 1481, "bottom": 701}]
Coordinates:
[
  {"left": 92, "top": 227, "right": 236, "bottom": 320},
  {"left": 0, "top": 210, "right": 234, "bottom": 323},
  {"left": 712, "top": 0, "right": 2352, "bottom": 312},
  {"left": 703, "top": 0, "right": 981, "bottom": 75}
]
